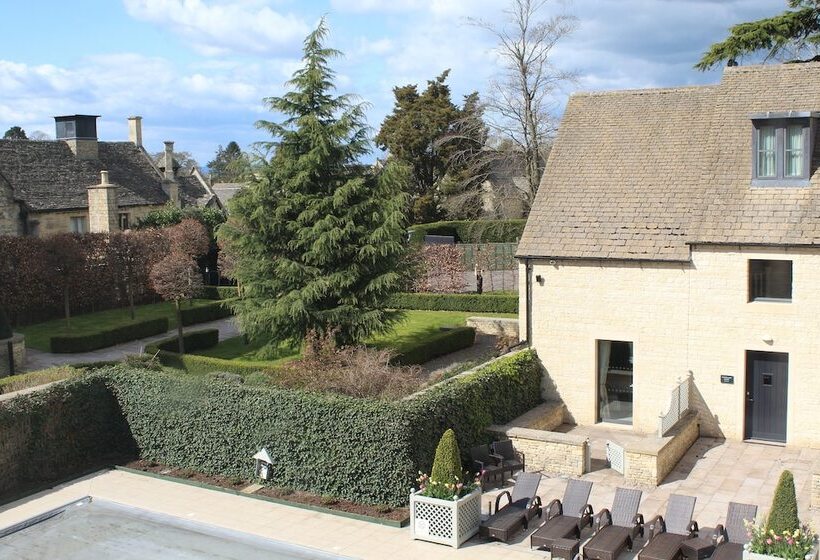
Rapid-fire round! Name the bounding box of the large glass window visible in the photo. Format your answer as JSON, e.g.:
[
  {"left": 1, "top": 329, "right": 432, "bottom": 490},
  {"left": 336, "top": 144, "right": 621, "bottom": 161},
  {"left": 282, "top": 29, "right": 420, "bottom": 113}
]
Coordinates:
[
  {"left": 749, "top": 259, "right": 792, "bottom": 301},
  {"left": 785, "top": 125, "right": 804, "bottom": 177},
  {"left": 597, "top": 340, "right": 633, "bottom": 425}
]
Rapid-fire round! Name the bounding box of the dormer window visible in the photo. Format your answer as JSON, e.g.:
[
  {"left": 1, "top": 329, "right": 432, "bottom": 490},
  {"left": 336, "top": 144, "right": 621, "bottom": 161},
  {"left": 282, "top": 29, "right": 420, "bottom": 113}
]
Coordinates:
[{"left": 750, "top": 112, "right": 816, "bottom": 187}]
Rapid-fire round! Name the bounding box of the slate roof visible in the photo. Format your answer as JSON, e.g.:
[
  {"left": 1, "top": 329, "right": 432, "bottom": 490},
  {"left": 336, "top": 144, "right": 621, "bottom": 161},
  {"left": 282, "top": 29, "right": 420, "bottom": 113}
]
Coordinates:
[
  {"left": 517, "top": 62, "right": 820, "bottom": 261},
  {"left": 212, "top": 182, "right": 244, "bottom": 207},
  {"left": 0, "top": 139, "right": 211, "bottom": 212}
]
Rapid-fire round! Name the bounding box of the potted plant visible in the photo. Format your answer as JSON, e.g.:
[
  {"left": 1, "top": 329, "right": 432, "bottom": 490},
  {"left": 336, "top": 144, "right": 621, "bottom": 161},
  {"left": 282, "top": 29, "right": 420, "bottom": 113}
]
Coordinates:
[
  {"left": 409, "top": 429, "right": 482, "bottom": 548},
  {"left": 743, "top": 471, "right": 818, "bottom": 560}
]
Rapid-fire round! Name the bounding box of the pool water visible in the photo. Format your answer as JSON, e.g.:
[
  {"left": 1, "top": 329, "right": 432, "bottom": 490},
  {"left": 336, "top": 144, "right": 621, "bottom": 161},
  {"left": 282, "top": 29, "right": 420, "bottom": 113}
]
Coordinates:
[{"left": 0, "top": 497, "right": 352, "bottom": 559}]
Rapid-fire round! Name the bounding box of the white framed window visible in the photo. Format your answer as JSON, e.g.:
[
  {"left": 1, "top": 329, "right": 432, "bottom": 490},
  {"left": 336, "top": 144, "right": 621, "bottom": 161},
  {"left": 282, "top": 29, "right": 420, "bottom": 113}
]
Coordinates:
[{"left": 69, "top": 216, "right": 87, "bottom": 234}]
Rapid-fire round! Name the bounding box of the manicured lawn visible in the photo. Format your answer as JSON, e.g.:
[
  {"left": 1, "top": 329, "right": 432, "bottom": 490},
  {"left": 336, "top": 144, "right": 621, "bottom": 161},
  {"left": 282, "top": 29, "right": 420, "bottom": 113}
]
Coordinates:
[
  {"left": 19, "top": 300, "right": 217, "bottom": 351},
  {"left": 194, "top": 310, "right": 517, "bottom": 362}
]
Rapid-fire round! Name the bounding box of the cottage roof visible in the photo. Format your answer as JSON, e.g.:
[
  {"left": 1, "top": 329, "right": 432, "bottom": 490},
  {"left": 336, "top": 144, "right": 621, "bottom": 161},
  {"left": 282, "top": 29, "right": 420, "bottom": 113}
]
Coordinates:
[
  {"left": 517, "top": 62, "right": 820, "bottom": 261},
  {"left": 0, "top": 140, "right": 213, "bottom": 212}
]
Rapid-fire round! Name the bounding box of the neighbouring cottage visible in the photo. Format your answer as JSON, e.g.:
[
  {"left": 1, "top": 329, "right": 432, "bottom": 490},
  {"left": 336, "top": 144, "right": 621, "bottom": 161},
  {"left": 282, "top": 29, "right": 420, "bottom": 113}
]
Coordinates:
[
  {"left": 0, "top": 115, "right": 221, "bottom": 236},
  {"left": 517, "top": 62, "right": 820, "bottom": 448}
]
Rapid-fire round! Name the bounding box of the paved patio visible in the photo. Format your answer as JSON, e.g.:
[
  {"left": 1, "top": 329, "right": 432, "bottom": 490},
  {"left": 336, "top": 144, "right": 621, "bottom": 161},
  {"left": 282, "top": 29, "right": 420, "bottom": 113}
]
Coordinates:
[{"left": 1, "top": 436, "right": 817, "bottom": 559}]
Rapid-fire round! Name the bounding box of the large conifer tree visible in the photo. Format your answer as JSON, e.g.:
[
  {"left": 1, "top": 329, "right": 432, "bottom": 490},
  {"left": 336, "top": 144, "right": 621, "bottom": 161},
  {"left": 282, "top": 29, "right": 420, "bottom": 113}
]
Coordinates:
[{"left": 219, "top": 20, "right": 410, "bottom": 347}]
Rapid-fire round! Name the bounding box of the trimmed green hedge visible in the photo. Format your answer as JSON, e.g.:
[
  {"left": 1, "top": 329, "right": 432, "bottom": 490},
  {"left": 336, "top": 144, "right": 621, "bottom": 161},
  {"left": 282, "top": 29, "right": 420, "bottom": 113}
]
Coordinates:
[
  {"left": 202, "top": 286, "right": 240, "bottom": 300},
  {"left": 50, "top": 317, "right": 169, "bottom": 353},
  {"left": 390, "top": 327, "right": 476, "bottom": 366},
  {"left": 408, "top": 220, "right": 525, "bottom": 244},
  {"left": 0, "top": 349, "right": 541, "bottom": 506},
  {"left": 180, "top": 301, "right": 233, "bottom": 325},
  {"left": 152, "top": 351, "right": 275, "bottom": 376},
  {"left": 0, "top": 375, "right": 135, "bottom": 499},
  {"left": 388, "top": 292, "right": 518, "bottom": 314},
  {"left": 146, "top": 329, "right": 220, "bottom": 354},
  {"left": 0, "top": 366, "right": 77, "bottom": 395}
]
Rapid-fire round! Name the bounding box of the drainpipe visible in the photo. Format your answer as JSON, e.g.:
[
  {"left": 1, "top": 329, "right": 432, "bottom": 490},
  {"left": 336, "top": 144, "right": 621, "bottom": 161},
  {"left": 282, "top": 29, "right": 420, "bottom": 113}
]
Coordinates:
[{"left": 524, "top": 258, "right": 533, "bottom": 345}]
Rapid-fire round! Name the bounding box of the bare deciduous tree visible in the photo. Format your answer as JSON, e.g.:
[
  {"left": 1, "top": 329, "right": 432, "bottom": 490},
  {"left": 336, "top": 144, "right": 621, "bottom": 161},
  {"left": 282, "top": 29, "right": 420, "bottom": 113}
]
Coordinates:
[
  {"left": 469, "top": 0, "right": 577, "bottom": 214},
  {"left": 150, "top": 253, "right": 204, "bottom": 354}
]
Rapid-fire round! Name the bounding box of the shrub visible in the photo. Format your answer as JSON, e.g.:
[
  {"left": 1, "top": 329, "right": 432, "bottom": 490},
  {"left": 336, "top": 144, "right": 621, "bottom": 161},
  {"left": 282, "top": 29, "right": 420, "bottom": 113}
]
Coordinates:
[
  {"left": 146, "top": 329, "right": 220, "bottom": 354},
  {"left": 50, "top": 317, "right": 169, "bottom": 353},
  {"left": 387, "top": 292, "right": 517, "bottom": 314},
  {"left": 180, "top": 301, "right": 233, "bottom": 325},
  {"left": 275, "top": 330, "right": 425, "bottom": 399},
  {"left": 389, "top": 327, "right": 476, "bottom": 366},
  {"left": 767, "top": 470, "right": 800, "bottom": 535},
  {"left": 152, "top": 351, "right": 276, "bottom": 377},
  {"left": 408, "top": 220, "right": 525, "bottom": 244},
  {"left": 430, "top": 429, "right": 462, "bottom": 485}
]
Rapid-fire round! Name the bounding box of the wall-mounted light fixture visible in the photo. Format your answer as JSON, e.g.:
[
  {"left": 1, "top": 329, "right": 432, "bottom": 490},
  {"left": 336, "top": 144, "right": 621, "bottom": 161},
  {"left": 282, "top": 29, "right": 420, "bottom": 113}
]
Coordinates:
[
  {"left": 762, "top": 334, "right": 774, "bottom": 345},
  {"left": 535, "top": 275, "right": 544, "bottom": 285}
]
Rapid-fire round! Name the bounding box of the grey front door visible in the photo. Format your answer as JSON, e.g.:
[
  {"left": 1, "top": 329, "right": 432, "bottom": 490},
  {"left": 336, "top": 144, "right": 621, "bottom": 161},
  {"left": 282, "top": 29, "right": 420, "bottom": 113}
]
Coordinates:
[{"left": 745, "top": 351, "right": 788, "bottom": 442}]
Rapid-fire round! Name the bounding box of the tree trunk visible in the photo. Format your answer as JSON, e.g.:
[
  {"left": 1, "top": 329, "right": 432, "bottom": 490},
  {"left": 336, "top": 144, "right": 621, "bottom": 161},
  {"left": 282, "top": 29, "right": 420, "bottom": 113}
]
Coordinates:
[
  {"left": 64, "top": 286, "right": 71, "bottom": 329},
  {"left": 127, "top": 282, "right": 135, "bottom": 320},
  {"left": 175, "top": 299, "right": 185, "bottom": 354}
]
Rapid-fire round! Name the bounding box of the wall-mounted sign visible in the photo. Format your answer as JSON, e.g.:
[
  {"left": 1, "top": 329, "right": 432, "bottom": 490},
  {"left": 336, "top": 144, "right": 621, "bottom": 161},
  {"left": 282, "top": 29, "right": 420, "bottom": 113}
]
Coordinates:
[{"left": 720, "top": 375, "right": 734, "bottom": 384}]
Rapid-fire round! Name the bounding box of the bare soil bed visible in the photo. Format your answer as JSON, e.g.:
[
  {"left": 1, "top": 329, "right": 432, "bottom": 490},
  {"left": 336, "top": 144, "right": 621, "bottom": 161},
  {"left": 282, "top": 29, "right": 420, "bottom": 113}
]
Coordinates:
[{"left": 124, "top": 460, "right": 408, "bottom": 522}]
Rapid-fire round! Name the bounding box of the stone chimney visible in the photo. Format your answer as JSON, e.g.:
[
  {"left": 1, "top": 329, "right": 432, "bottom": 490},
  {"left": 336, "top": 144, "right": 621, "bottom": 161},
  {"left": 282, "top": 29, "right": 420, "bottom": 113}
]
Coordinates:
[
  {"left": 128, "top": 116, "right": 143, "bottom": 147},
  {"left": 87, "top": 171, "right": 119, "bottom": 233},
  {"left": 55, "top": 115, "right": 100, "bottom": 160},
  {"left": 162, "top": 140, "right": 180, "bottom": 207}
]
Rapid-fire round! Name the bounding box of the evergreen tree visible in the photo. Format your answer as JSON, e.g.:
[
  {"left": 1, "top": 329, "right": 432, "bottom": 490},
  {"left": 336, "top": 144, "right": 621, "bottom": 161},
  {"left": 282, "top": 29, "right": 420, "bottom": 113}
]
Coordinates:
[
  {"left": 208, "top": 141, "right": 250, "bottom": 182},
  {"left": 376, "top": 70, "right": 462, "bottom": 223},
  {"left": 219, "top": 19, "right": 410, "bottom": 348},
  {"left": 430, "top": 429, "right": 463, "bottom": 485},
  {"left": 696, "top": 1, "right": 820, "bottom": 70},
  {"left": 2, "top": 126, "right": 27, "bottom": 140},
  {"left": 767, "top": 470, "right": 800, "bottom": 535}
]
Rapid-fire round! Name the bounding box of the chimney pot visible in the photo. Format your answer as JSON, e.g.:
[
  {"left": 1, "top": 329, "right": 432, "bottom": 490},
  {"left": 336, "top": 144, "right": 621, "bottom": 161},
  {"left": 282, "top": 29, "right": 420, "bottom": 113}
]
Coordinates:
[
  {"left": 128, "top": 116, "right": 143, "bottom": 147},
  {"left": 100, "top": 170, "right": 109, "bottom": 185}
]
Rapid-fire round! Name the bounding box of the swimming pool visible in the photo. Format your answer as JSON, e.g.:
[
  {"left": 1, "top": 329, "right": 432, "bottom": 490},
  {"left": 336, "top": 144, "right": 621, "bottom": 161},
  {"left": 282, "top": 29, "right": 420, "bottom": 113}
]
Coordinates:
[{"left": 0, "top": 497, "right": 354, "bottom": 559}]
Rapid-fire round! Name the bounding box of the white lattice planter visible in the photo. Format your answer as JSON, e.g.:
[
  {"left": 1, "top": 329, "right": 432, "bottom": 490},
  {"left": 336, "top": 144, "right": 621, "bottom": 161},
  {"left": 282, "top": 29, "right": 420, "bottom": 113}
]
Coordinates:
[
  {"left": 409, "top": 487, "right": 481, "bottom": 548},
  {"left": 743, "top": 544, "right": 818, "bottom": 560}
]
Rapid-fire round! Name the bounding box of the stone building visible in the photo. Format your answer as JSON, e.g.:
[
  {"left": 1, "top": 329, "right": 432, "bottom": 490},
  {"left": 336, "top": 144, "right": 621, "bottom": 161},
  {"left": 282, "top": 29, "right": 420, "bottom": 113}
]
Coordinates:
[
  {"left": 0, "top": 115, "right": 221, "bottom": 237},
  {"left": 517, "top": 62, "right": 820, "bottom": 447}
]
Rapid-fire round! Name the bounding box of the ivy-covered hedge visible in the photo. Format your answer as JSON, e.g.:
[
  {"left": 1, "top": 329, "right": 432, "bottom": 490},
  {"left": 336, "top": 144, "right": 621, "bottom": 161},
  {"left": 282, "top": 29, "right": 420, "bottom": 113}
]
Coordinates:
[
  {"left": 405, "top": 349, "right": 542, "bottom": 475},
  {"left": 388, "top": 292, "right": 518, "bottom": 314},
  {"left": 146, "top": 329, "right": 220, "bottom": 354},
  {"left": 0, "top": 349, "right": 541, "bottom": 507},
  {"left": 408, "top": 220, "right": 525, "bottom": 244},
  {"left": 0, "top": 375, "right": 135, "bottom": 499},
  {"left": 202, "top": 286, "right": 239, "bottom": 300},
  {"left": 50, "top": 317, "right": 169, "bottom": 353},
  {"left": 104, "top": 349, "right": 541, "bottom": 506},
  {"left": 180, "top": 301, "right": 233, "bottom": 325},
  {"left": 389, "top": 327, "right": 475, "bottom": 366}
]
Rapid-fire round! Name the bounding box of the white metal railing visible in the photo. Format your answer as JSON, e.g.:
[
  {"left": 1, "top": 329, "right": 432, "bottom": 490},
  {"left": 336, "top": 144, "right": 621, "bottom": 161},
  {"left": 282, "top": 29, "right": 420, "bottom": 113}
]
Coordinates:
[{"left": 658, "top": 374, "right": 693, "bottom": 437}]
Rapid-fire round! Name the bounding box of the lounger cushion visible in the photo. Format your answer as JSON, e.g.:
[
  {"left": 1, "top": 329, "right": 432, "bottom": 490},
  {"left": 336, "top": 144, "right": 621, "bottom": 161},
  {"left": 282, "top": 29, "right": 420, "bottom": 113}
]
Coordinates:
[
  {"left": 531, "top": 515, "right": 581, "bottom": 549},
  {"left": 584, "top": 526, "right": 632, "bottom": 560},
  {"left": 710, "top": 543, "right": 743, "bottom": 560},
  {"left": 480, "top": 507, "right": 526, "bottom": 542},
  {"left": 639, "top": 532, "right": 688, "bottom": 560}
]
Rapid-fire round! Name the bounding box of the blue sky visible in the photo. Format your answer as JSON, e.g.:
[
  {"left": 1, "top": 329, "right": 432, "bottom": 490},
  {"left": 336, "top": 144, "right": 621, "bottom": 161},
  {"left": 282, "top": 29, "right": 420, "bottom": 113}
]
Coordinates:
[{"left": 0, "top": 0, "right": 783, "bottom": 168}]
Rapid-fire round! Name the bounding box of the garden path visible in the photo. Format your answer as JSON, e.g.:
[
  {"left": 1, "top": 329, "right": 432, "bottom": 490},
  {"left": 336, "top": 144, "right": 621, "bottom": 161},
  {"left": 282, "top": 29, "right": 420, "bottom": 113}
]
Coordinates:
[
  {"left": 21, "top": 318, "right": 240, "bottom": 372},
  {"left": 422, "top": 333, "right": 499, "bottom": 378}
]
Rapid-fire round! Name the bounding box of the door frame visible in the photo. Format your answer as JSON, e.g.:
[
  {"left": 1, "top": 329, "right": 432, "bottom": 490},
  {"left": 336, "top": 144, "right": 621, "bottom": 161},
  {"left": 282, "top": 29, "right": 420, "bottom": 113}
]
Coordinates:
[{"left": 744, "top": 350, "right": 789, "bottom": 443}]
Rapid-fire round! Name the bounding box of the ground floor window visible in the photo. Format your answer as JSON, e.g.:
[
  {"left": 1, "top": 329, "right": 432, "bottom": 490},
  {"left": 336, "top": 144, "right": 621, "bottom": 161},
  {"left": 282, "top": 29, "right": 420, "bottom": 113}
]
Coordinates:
[
  {"left": 70, "top": 216, "right": 87, "bottom": 234},
  {"left": 597, "top": 339, "right": 633, "bottom": 425}
]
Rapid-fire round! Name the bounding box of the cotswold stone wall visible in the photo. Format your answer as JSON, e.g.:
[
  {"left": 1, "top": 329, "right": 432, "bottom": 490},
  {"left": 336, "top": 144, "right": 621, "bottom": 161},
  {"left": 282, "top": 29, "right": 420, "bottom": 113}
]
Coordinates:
[
  {"left": 0, "top": 176, "right": 21, "bottom": 236},
  {"left": 523, "top": 246, "right": 820, "bottom": 447},
  {"left": 624, "top": 413, "right": 699, "bottom": 487}
]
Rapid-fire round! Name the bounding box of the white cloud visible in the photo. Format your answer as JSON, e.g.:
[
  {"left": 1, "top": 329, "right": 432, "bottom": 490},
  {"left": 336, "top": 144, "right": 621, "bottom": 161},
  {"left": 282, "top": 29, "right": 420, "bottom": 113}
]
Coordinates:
[{"left": 123, "top": 0, "right": 310, "bottom": 56}]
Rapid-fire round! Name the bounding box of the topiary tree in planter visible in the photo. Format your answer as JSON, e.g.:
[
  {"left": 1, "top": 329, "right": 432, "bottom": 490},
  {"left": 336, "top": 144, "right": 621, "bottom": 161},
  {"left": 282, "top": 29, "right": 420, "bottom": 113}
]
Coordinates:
[
  {"left": 430, "top": 428, "right": 463, "bottom": 486},
  {"left": 0, "top": 307, "right": 11, "bottom": 339},
  {"left": 767, "top": 470, "right": 800, "bottom": 535}
]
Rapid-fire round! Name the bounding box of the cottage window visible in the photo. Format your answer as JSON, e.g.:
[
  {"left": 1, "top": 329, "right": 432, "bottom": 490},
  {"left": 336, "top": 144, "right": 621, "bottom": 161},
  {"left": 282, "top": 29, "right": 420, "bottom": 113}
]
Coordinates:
[
  {"left": 69, "top": 216, "right": 87, "bottom": 234},
  {"left": 749, "top": 259, "right": 792, "bottom": 302},
  {"left": 751, "top": 115, "right": 813, "bottom": 186},
  {"left": 118, "top": 213, "right": 130, "bottom": 230}
]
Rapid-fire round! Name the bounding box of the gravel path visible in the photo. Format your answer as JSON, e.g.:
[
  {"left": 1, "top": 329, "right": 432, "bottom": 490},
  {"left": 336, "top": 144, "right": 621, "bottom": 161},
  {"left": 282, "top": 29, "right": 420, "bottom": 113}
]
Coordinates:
[{"left": 22, "top": 318, "right": 240, "bottom": 372}]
